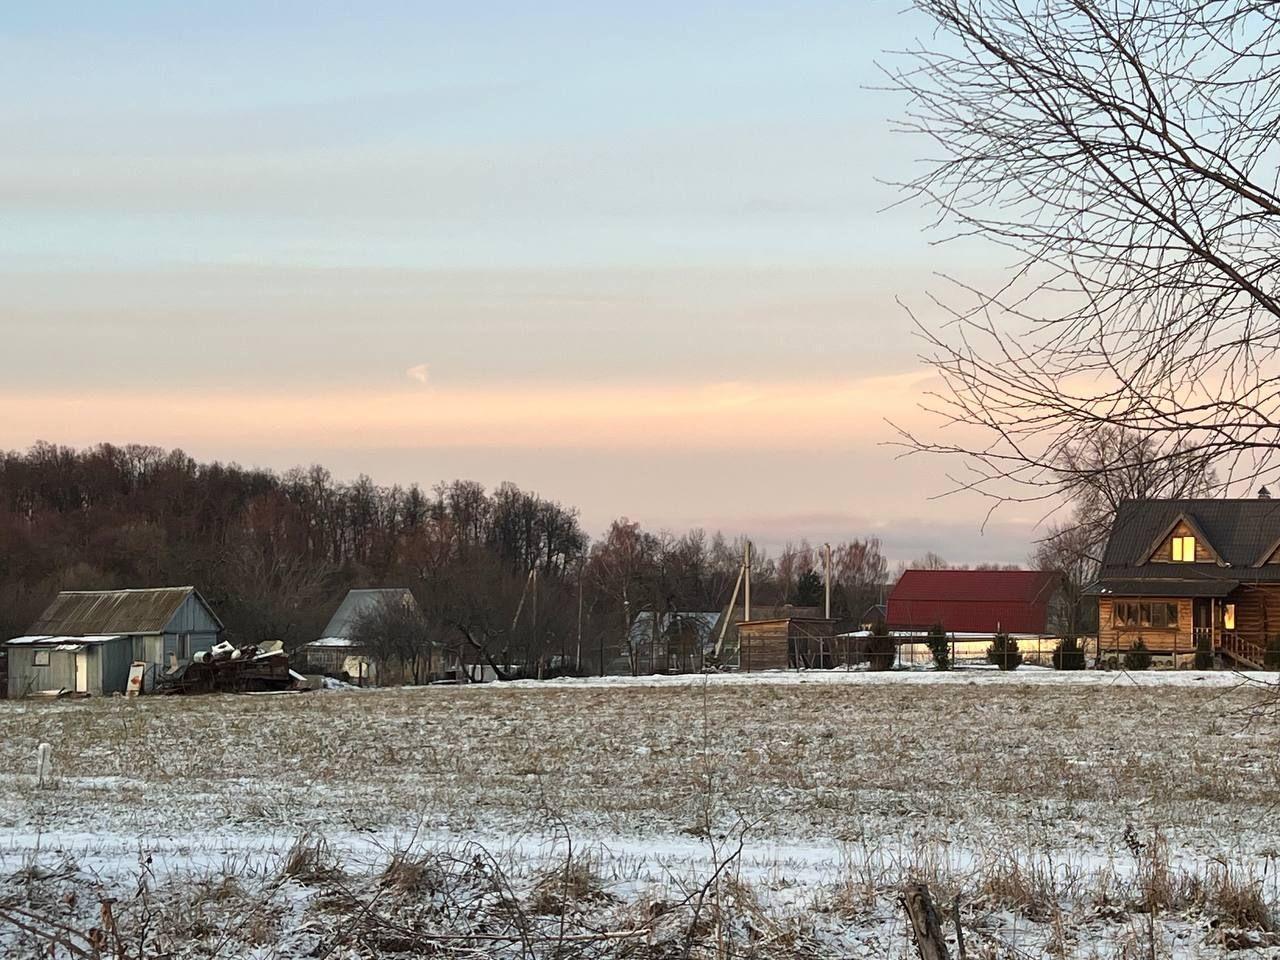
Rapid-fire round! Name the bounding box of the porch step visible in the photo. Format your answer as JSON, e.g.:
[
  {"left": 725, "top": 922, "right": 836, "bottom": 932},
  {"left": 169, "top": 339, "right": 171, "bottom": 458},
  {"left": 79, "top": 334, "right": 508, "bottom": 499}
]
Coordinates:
[
  {"left": 1222, "top": 652, "right": 1264, "bottom": 671},
  {"left": 1220, "top": 637, "right": 1267, "bottom": 671}
]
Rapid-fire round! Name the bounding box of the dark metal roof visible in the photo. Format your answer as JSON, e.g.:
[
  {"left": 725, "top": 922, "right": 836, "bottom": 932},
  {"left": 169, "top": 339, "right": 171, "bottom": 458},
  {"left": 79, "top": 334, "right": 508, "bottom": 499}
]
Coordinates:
[
  {"left": 27, "top": 587, "right": 217, "bottom": 636},
  {"left": 1098, "top": 499, "right": 1280, "bottom": 583},
  {"left": 1084, "top": 578, "right": 1238, "bottom": 598}
]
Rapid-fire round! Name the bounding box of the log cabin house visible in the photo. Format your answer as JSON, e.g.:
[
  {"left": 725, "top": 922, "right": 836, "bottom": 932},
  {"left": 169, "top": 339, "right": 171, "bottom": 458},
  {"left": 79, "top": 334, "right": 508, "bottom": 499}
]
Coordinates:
[{"left": 1087, "top": 496, "right": 1280, "bottom": 669}]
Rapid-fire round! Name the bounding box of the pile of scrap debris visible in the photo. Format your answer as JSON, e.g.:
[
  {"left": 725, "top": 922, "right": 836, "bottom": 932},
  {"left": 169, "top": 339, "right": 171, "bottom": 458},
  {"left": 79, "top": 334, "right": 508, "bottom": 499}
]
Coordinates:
[{"left": 157, "top": 640, "right": 295, "bottom": 695}]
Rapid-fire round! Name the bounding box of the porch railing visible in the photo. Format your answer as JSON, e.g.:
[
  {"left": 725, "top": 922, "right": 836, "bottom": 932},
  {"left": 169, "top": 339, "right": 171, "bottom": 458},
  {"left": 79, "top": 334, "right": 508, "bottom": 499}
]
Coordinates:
[{"left": 1221, "top": 632, "right": 1268, "bottom": 669}]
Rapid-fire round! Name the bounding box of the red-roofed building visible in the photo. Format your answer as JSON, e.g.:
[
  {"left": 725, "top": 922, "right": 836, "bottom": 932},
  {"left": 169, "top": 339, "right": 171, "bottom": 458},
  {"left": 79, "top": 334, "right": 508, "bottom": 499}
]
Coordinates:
[{"left": 886, "top": 570, "right": 1064, "bottom": 634}]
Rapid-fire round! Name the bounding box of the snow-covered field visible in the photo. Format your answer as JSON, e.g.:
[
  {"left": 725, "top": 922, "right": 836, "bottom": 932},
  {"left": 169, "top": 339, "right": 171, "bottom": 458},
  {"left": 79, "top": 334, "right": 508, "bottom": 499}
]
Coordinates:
[{"left": 1, "top": 669, "right": 1279, "bottom": 957}]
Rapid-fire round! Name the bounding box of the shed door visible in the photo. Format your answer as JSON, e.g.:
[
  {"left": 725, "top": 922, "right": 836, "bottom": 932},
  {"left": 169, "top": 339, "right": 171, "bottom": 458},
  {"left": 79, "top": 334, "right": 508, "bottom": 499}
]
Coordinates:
[{"left": 74, "top": 653, "right": 88, "bottom": 693}]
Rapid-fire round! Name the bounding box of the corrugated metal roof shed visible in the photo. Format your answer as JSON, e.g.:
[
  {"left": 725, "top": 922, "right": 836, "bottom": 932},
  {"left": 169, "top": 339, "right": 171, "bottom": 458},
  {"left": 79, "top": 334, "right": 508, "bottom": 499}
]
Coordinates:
[
  {"left": 27, "top": 587, "right": 220, "bottom": 636},
  {"left": 886, "top": 569, "right": 1061, "bottom": 634}
]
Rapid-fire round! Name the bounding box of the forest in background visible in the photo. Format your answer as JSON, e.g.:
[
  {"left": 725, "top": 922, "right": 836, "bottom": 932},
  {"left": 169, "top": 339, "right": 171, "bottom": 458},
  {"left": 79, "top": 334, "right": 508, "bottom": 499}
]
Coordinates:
[{"left": 0, "top": 443, "right": 902, "bottom": 672}]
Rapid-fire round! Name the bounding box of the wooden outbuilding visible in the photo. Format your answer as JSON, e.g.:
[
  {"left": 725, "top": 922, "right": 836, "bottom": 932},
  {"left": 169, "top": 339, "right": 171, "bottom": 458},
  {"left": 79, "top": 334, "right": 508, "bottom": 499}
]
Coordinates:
[{"left": 738, "top": 617, "right": 838, "bottom": 671}]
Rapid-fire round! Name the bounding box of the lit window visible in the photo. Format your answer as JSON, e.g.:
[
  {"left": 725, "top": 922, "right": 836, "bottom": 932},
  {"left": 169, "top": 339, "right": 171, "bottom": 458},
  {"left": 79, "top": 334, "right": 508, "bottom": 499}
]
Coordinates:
[
  {"left": 1172, "top": 536, "right": 1197, "bottom": 562},
  {"left": 33, "top": 650, "right": 50, "bottom": 667},
  {"left": 1224, "top": 603, "right": 1236, "bottom": 631}
]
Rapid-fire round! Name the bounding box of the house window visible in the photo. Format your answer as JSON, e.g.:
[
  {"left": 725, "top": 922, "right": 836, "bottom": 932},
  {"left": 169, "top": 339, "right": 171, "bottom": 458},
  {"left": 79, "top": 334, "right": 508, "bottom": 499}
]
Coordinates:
[
  {"left": 33, "top": 650, "right": 50, "bottom": 667},
  {"left": 1224, "top": 603, "right": 1236, "bottom": 631},
  {"left": 1114, "top": 601, "right": 1177, "bottom": 628},
  {"left": 1172, "top": 536, "right": 1197, "bottom": 562}
]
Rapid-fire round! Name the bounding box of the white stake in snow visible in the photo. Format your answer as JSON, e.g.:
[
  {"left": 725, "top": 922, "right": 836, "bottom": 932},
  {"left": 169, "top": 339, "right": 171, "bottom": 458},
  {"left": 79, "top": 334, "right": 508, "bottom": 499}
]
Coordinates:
[{"left": 35, "top": 742, "right": 53, "bottom": 789}]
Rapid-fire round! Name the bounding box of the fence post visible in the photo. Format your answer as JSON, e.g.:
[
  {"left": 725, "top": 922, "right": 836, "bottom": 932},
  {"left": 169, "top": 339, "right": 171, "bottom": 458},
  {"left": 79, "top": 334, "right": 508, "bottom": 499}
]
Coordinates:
[{"left": 902, "top": 882, "right": 951, "bottom": 960}]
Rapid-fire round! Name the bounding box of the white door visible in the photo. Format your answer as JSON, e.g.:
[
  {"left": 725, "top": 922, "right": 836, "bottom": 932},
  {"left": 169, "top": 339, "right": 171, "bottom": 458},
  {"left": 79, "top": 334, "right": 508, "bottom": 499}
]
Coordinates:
[{"left": 74, "top": 653, "right": 88, "bottom": 693}]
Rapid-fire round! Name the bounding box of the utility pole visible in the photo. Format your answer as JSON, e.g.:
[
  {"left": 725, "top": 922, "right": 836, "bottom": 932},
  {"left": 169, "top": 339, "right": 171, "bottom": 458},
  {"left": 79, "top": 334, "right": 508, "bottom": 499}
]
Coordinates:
[
  {"left": 532, "top": 567, "right": 540, "bottom": 679},
  {"left": 744, "top": 540, "right": 752, "bottom": 621},
  {"left": 576, "top": 562, "right": 583, "bottom": 672},
  {"left": 711, "top": 562, "right": 745, "bottom": 662},
  {"left": 823, "top": 542, "right": 832, "bottom": 620}
]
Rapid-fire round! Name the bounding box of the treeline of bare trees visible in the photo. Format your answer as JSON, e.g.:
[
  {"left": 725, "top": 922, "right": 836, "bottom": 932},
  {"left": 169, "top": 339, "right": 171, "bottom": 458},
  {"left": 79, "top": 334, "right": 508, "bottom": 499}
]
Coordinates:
[{"left": 0, "top": 442, "right": 891, "bottom": 674}]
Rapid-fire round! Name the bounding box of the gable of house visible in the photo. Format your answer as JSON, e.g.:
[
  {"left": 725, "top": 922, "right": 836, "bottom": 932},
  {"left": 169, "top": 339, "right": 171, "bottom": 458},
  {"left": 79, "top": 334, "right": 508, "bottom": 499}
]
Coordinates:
[{"left": 1144, "top": 516, "right": 1221, "bottom": 565}]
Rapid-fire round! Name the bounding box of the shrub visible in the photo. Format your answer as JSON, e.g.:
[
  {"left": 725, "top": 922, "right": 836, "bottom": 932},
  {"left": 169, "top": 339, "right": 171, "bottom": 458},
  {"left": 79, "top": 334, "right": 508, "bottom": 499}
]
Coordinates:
[
  {"left": 1123, "top": 638, "right": 1153, "bottom": 671},
  {"left": 987, "top": 632, "right": 1022, "bottom": 671},
  {"left": 867, "top": 619, "right": 895, "bottom": 671},
  {"left": 1052, "top": 636, "right": 1086, "bottom": 670},
  {"left": 1266, "top": 635, "right": 1280, "bottom": 671},
  {"left": 926, "top": 623, "right": 951, "bottom": 671},
  {"left": 1194, "top": 632, "right": 1215, "bottom": 670}
]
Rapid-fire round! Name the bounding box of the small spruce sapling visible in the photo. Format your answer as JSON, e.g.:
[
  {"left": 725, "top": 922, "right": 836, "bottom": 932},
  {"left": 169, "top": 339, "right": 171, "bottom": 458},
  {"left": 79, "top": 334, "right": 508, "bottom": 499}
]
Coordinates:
[
  {"left": 926, "top": 623, "right": 951, "bottom": 671},
  {"left": 987, "top": 632, "right": 1021, "bottom": 671},
  {"left": 868, "top": 619, "right": 895, "bottom": 671},
  {"left": 1266, "top": 635, "right": 1280, "bottom": 671},
  {"left": 1194, "top": 632, "right": 1215, "bottom": 670},
  {"left": 1052, "top": 636, "right": 1086, "bottom": 671},
  {"left": 1123, "top": 638, "right": 1153, "bottom": 671}
]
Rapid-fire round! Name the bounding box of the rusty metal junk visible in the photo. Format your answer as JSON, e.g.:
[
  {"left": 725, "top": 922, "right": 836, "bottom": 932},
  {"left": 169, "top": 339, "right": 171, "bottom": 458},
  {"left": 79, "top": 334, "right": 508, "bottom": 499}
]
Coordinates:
[{"left": 157, "top": 641, "right": 295, "bottom": 695}]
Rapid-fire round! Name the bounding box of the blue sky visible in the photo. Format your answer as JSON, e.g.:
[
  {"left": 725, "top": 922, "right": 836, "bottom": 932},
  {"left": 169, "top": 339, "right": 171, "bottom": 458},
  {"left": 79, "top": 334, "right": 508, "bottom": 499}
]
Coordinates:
[{"left": 0, "top": 2, "right": 1039, "bottom": 564}]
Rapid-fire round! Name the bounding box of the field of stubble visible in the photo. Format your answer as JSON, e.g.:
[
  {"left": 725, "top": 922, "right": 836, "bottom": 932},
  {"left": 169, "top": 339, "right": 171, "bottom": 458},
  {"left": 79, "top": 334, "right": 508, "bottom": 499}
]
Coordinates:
[{"left": 0, "top": 672, "right": 1277, "bottom": 958}]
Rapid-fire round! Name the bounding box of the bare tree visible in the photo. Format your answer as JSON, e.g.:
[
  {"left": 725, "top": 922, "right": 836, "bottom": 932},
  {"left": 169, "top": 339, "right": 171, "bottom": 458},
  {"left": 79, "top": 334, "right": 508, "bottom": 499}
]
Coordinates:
[
  {"left": 348, "top": 592, "right": 442, "bottom": 685},
  {"left": 1055, "top": 426, "right": 1217, "bottom": 551},
  {"left": 588, "top": 519, "right": 661, "bottom": 675},
  {"left": 1032, "top": 521, "right": 1100, "bottom": 636},
  {"left": 912, "top": 552, "right": 951, "bottom": 571},
  {"left": 830, "top": 539, "right": 890, "bottom": 617},
  {"left": 889, "top": 1, "right": 1280, "bottom": 509}
]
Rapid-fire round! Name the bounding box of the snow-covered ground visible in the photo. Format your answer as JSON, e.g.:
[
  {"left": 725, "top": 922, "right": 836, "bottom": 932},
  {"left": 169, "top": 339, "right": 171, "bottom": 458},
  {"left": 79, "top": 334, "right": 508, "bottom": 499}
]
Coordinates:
[{"left": 1, "top": 668, "right": 1278, "bottom": 957}]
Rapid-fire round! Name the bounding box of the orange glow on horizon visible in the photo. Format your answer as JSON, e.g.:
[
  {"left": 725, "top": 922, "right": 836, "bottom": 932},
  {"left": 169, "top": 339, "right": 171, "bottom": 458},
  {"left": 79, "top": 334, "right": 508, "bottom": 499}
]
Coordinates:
[{"left": 0, "top": 372, "right": 935, "bottom": 452}]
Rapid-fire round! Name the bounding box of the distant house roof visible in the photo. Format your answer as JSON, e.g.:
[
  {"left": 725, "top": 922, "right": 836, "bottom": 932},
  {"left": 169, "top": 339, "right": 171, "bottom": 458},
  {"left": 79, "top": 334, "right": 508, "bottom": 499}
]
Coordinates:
[
  {"left": 628, "top": 611, "right": 721, "bottom": 650},
  {"left": 320, "top": 588, "right": 417, "bottom": 640},
  {"left": 26, "top": 587, "right": 220, "bottom": 636},
  {"left": 886, "top": 569, "right": 1061, "bottom": 634},
  {"left": 1095, "top": 499, "right": 1280, "bottom": 581},
  {"left": 861, "top": 603, "right": 887, "bottom": 623}
]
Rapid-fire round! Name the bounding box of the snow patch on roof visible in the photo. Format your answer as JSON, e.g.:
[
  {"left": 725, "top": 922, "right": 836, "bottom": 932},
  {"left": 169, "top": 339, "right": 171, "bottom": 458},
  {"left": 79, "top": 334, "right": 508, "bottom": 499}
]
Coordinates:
[
  {"left": 7, "top": 634, "right": 128, "bottom": 646},
  {"left": 308, "top": 637, "right": 361, "bottom": 648}
]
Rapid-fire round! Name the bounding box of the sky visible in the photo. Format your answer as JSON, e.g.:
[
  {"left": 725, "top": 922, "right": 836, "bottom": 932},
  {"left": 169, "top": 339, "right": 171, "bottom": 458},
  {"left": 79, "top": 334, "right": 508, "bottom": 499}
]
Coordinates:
[{"left": 0, "top": 1, "right": 1044, "bottom": 564}]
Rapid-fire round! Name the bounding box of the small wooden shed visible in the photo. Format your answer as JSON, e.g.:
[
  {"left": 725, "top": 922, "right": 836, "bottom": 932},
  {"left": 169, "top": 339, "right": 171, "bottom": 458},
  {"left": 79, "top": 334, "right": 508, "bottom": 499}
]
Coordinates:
[
  {"left": 738, "top": 618, "right": 839, "bottom": 671},
  {"left": 7, "top": 587, "right": 224, "bottom": 698},
  {"left": 5, "top": 634, "right": 135, "bottom": 698}
]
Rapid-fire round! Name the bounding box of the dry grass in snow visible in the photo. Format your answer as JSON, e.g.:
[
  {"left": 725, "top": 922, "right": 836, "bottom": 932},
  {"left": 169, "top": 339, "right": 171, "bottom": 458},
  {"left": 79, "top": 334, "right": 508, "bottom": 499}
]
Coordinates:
[{"left": 0, "top": 670, "right": 1278, "bottom": 957}]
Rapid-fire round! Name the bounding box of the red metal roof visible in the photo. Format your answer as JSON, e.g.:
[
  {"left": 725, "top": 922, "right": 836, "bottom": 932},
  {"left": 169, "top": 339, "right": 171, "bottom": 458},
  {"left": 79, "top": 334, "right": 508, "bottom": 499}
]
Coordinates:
[{"left": 886, "top": 570, "right": 1061, "bottom": 634}]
